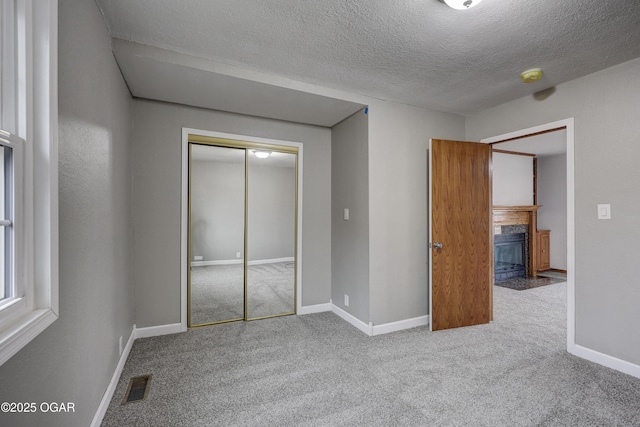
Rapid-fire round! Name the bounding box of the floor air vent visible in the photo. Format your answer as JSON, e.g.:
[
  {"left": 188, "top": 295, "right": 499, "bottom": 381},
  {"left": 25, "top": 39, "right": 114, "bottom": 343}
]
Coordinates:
[{"left": 122, "top": 375, "right": 152, "bottom": 404}]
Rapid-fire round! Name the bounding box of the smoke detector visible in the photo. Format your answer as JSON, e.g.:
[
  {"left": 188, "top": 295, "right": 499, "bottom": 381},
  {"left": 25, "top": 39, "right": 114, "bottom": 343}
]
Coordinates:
[{"left": 521, "top": 68, "right": 543, "bottom": 83}]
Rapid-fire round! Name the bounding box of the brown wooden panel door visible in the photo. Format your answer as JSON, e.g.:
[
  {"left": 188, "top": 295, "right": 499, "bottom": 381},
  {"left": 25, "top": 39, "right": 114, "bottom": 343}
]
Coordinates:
[
  {"left": 537, "top": 230, "right": 551, "bottom": 271},
  {"left": 430, "top": 139, "right": 492, "bottom": 331}
]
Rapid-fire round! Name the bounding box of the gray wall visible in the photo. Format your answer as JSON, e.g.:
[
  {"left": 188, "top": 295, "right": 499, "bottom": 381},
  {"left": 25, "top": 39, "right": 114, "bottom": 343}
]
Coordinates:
[
  {"left": 537, "top": 154, "right": 567, "bottom": 270},
  {"left": 331, "top": 109, "right": 370, "bottom": 322},
  {"left": 466, "top": 57, "right": 640, "bottom": 365},
  {"left": 248, "top": 162, "right": 296, "bottom": 261},
  {"left": 191, "top": 159, "right": 244, "bottom": 261},
  {"left": 191, "top": 160, "right": 245, "bottom": 261},
  {"left": 191, "top": 159, "right": 295, "bottom": 262},
  {"left": 368, "top": 100, "right": 465, "bottom": 325},
  {"left": 132, "top": 99, "right": 331, "bottom": 327},
  {"left": 0, "top": 0, "right": 135, "bottom": 425}
]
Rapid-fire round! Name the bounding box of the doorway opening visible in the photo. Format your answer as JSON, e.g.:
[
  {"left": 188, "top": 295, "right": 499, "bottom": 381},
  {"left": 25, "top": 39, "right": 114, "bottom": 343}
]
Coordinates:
[
  {"left": 482, "top": 119, "right": 575, "bottom": 351},
  {"left": 181, "top": 130, "right": 303, "bottom": 328}
]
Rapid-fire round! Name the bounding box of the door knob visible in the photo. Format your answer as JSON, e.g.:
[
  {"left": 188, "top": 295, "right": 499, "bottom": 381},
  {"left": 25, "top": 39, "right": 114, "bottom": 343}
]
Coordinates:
[{"left": 433, "top": 242, "right": 443, "bottom": 249}]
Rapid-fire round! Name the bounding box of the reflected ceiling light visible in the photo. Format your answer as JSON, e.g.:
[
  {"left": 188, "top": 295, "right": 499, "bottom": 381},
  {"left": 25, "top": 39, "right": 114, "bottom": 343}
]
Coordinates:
[
  {"left": 253, "top": 150, "right": 271, "bottom": 159},
  {"left": 443, "top": 0, "right": 483, "bottom": 9}
]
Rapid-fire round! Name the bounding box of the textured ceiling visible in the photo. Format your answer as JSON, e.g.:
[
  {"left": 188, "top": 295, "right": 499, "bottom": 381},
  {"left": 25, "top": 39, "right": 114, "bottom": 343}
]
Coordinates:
[{"left": 96, "top": 0, "right": 640, "bottom": 115}]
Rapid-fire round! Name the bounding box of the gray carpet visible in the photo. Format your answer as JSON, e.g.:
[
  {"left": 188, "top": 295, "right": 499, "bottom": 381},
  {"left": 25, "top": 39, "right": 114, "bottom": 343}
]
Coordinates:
[
  {"left": 191, "top": 262, "right": 295, "bottom": 325},
  {"left": 102, "top": 283, "right": 640, "bottom": 426}
]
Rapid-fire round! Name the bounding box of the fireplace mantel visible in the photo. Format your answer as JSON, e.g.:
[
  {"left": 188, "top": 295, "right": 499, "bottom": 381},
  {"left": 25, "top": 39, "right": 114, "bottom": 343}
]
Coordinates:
[
  {"left": 493, "top": 205, "right": 541, "bottom": 226},
  {"left": 493, "top": 205, "right": 541, "bottom": 211},
  {"left": 493, "top": 206, "right": 541, "bottom": 277}
]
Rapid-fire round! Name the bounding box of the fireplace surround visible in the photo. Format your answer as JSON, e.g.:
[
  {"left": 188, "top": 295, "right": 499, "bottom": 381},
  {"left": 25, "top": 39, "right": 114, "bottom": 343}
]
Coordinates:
[
  {"left": 494, "top": 229, "right": 528, "bottom": 282},
  {"left": 493, "top": 205, "right": 540, "bottom": 282}
]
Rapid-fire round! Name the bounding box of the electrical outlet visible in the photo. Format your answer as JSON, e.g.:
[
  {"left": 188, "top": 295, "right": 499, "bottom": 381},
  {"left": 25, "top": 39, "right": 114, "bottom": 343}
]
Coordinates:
[
  {"left": 194, "top": 255, "right": 203, "bottom": 261},
  {"left": 236, "top": 252, "right": 241, "bottom": 258},
  {"left": 344, "top": 294, "right": 349, "bottom": 307},
  {"left": 119, "top": 336, "right": 123, "bottom": 355}
]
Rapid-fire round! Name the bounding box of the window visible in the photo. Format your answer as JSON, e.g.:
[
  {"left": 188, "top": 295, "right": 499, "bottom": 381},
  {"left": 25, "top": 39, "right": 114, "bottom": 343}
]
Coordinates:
[
  {"left": 0, "top": 0, "right": 58, "bottom": 366},
  {"left": 0, "top": 144, "right": 11, "bottom": 300},
  {"left": 0, "top": 132, "right": 22, "bottom": 306}
]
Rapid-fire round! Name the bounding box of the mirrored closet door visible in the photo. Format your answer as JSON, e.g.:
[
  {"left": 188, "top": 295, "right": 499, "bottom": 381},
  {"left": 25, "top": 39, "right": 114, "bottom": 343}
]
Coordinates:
[
  {"left": 189, "top": 145, "right": 245, "bottom": 325},
  {"left": 247, "top": 151, "right": 297, "bottom": 319},
  {"left": 188, "top": 139, "right": 297, "bottom": 327}
]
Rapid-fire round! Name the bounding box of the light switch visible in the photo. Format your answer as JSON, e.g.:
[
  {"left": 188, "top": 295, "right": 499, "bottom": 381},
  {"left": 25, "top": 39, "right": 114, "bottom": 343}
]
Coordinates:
[
  {"left": 343, "top": 208, "right": 350, "bottom": 221},
  {"left": 597, "top": 204, "right": 611, "bottom": 220}
]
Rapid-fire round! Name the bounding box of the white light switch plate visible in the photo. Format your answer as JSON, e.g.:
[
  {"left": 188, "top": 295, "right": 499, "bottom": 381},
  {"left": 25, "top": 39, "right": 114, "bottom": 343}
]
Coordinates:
[
  {"left": 343, "top": 208, "right": 350, "bottom": 221},
  {"left": 597, "top": 204, "right": 611, "bottom": 220}
]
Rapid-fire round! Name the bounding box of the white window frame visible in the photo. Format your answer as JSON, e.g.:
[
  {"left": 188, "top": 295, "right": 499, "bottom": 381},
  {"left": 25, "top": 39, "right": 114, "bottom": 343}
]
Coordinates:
[
  {"left": 0, "top": 0, "right": 58, "bottom": 366},
  {"left": 0, "top": 131, "right": 24, "bottom": 326}
]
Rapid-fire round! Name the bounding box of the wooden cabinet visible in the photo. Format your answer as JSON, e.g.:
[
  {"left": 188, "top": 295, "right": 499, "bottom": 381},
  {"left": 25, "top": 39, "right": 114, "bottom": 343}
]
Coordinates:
[{"left": 537, "top": 230, "right": 550, "bottom": 272}]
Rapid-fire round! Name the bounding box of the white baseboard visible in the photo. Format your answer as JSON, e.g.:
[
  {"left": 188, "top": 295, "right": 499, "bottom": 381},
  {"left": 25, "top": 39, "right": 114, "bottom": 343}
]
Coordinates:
[
  {"left": 330, "top": 303, "right": 372, "bottom": 336},
  {"left": 91, "top": 309, "right": 429, "bottom": 427},
  {"left": 248, "top": 257, "right": 294, "bottom": 266},
  {"left": 90, "top": 325, "right": 135, "bottom": 427},
  {"left": 191, "top": 259, "right": 242, "bottom": 267},
  {"left": 92, "top": 322, "right": 186, "bottom": 425},
  {"left": 570, "top": 343, "right": 640, "bottom": 379},
  {"left": 135, "top": 323, "right": 184, "bottom": 339},
  {"left": 329, "top": 304, "right": 430, "bottom": 337},
  {"left": 297, "top": 302, "right": 331, "bottom": 315},
  {"left": 190, "top": 257, "right": 294, "bottom": 267},
  {"left": 371, "top": 315, "right": 430, "bottom": 336}
]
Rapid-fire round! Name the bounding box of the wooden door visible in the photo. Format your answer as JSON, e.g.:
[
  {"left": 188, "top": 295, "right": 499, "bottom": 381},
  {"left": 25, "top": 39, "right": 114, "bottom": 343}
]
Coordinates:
[
  {"left": 429, "top": 139, "right": 492, "bottom": 331},
  {"left": 537, "top": 230, "right": 551, "bottom": 271}
]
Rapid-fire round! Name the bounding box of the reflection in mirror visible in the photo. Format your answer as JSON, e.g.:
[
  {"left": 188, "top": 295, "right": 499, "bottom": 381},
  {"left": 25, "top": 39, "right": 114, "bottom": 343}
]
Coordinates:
[
  {"left": 190, "top": 144, "right": 245, "bottom": 325},
  {"left": 247, "top": 150, "right": 296, "bottom": 319}
]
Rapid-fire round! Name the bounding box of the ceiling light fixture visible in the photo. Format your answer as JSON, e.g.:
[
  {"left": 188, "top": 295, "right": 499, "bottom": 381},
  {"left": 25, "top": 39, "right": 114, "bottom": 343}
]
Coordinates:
[
  {"left": 253, "top": 150, "right": 271, "bottom": 159},
  {"left": 443, "top": 0, "right": 483, "bottom": 10},
  {"left": 521, "top": 68, "right": 543, "bottom": 83}
]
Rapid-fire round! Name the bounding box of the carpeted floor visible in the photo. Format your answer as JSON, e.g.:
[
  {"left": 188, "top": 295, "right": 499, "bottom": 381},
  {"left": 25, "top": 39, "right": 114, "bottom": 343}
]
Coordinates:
[
  {"left": 102, "top": 282, "right": 640, "bottom": 426},
  {"left": 191, "top": 262, "right": 295, "bottom": 325}
]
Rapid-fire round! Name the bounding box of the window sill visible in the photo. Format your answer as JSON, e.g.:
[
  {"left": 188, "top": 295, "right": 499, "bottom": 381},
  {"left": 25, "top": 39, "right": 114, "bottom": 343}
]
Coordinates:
[{"left": 0, "top": 308, "right": 58, "bottom": 365}]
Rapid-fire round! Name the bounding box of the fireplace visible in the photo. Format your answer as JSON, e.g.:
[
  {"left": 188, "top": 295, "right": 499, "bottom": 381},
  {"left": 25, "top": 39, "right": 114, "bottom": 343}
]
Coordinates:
[
  {"left": 493, "top": 206, "right": 539, "bottom": 281},
  {"left": 494, "top": 232, "right": 527, "bottom": 282}
]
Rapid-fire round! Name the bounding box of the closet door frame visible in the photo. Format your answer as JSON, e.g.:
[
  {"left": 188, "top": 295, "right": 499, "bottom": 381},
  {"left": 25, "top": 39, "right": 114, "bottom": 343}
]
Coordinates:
[{"left": 181, "top": 128, "right": 303, "bottom": 330}]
